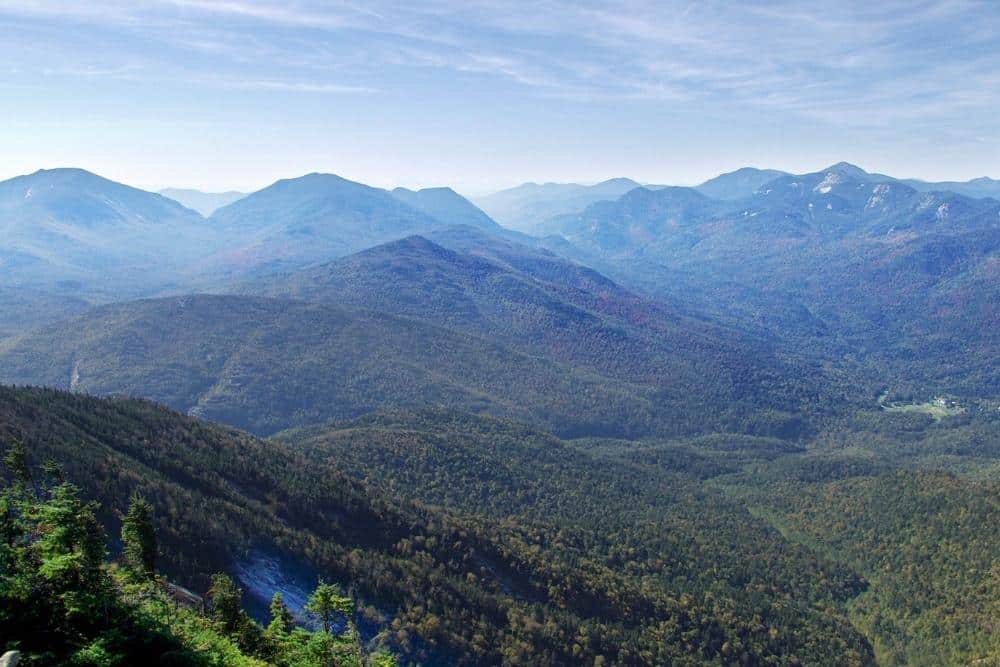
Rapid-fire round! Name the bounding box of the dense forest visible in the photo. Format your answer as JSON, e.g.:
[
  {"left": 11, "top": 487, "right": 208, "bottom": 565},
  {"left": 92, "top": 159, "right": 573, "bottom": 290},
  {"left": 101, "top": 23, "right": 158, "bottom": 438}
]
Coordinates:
[
  {"left": 0, "top": 386, "right": 891, "bottom": 665},
  {"left": 278, "top": 404, "right": 1000, "bottom": 666},
  {"left": 743, "top": 472, "right": 1000, "bottom": 666},
  {"left": 0, "top": 290, "right": 826, "bottom": 441},
  {"left": 4, "top": 386, "right": 996, "bottom": 665},
  {"left": 0, "top": 438, "right": 394, "bottom": 666}
]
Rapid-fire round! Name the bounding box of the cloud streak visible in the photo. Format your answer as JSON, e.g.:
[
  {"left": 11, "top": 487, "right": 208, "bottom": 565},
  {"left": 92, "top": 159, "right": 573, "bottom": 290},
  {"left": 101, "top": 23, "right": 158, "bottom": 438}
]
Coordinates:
[
  {"left": 2, "top": 0, "right": 996, "bottom": 119},
  {"left": 0, "top": 0, "right": 996, "bottom": 188}
]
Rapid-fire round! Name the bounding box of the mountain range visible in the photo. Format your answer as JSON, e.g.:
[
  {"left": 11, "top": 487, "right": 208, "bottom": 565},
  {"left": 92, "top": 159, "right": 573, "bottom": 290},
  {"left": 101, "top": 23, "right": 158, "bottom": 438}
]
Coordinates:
[
  {"left": 0, "top": 169, "right": 505, "bottom": 336},
  {"left": 473, "top": 177, "right": 645, "bottom": 232},
  {"left": 535, "top": 162, "right": 1000, "bottom": 396},
  {"left": 901, "top": 175, "right": 1000, "bottom": 200},
  {"left": 2, "top": 161, "right": 996, "bottom": 406},
  {"left": 1, "top": 158, "right": 999, "bottom": 665}
]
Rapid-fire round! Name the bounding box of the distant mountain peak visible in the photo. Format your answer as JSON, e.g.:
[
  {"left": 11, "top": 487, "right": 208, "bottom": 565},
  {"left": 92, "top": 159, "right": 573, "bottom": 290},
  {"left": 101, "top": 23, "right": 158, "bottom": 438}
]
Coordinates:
[
  {"left": 389, "top": 185, "right": 501, "bottom": 232},
  {"left": 335, "top": 232, "right": 464, "bottom": 265},
  {"left": 822, "top": 162, "right": 870, "bottom": 179},
  {"left": 32, "top": 166, "right": 95, "bottom": 176},
  {"left": 280, "top": 172, "right": 358, "bottom": 187},
  {"left": 393, "top": 186, "right": 458, "bottom": 196},
  {"left": 20, "top": 167, "right": 114, "bottom": 187},
  {"left": 1, "top": 167, "right": 198, "bottom": 216},
  {"left": 597, "top": 177, "right": 642, "bottom": 188},
  {"left": 695, "top": 167, "right": 788, "bottom": 200}
]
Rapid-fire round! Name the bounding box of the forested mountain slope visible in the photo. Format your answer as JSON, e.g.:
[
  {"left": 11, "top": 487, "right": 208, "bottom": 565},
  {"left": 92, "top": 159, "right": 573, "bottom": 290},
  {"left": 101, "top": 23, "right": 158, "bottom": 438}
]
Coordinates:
[
  {"left": 1, "top": 385, "right": 596, "bottom": 664},
  {"left": 243, "top": 235, "right": 831, "bottom": 429},
  {"left": 278, "top": 403, "right": 1000, "bottom": 667},
  {"left": 726, "top": 468, "right": 1000, "bottom": 667},
  {"left": 1, "top": 386, "right": 879, "bottom": 665},
  {"left": 0, "top": 451, "right": 380, "bottom": 666},
  {"left": 0, "top": 295, "right": 676, "bottom": 438},
  {"left": 540, "top": 163, "right": 1000, "bottom": 396},
  {"left": 0, "top": 269, "right": 834, "bottom": 439}
]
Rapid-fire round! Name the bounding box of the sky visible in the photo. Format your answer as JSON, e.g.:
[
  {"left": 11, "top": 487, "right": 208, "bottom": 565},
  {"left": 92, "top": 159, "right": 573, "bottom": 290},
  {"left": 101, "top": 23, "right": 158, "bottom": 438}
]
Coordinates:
[{"left": 0, "top": 0, "right": 997, "bottom": 195}]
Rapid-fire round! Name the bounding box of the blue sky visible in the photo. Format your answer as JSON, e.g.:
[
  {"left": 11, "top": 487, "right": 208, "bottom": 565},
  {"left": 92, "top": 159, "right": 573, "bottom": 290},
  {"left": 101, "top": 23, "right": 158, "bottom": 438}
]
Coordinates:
[{"left": 0, "top": 1, "right": 997, "bottom": 194}]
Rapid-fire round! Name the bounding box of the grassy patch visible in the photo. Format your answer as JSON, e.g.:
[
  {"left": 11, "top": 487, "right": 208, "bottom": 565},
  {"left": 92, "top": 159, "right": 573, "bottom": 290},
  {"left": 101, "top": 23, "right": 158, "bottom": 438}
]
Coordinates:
[{"left": 878, "top": 393, "right": 965, "bottom": 421}]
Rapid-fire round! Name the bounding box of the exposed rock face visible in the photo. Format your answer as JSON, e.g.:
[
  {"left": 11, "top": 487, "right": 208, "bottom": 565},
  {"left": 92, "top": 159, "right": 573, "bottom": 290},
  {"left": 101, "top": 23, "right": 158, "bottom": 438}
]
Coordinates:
[{"left": 0, "top": 650, "right": 21, "bottom": 667}]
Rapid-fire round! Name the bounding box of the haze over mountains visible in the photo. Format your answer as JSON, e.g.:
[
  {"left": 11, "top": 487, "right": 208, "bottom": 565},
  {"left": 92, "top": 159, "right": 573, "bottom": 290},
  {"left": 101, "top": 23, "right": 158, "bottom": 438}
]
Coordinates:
[
  {"left": 693, "top": 167, "right": 789, "bottom": 200},
  {"left": 158, "top": 188, "right": 247, "bottom": 216},
  {"left": 473, "top": 177, "right": 646, "bottom": 232},
  {"left": 2, "top": 161, "right": 996, "bottom": 399},
  {"left": 0, "top": 169, "right": 508, "bottom": 335},
  {"left": 901, "top": 176, "right": 1000, "bottom": 200},
  {"left": 1, "top": 159, "right": 998, "bottom": 664},
  {"left": 0, "top": 168, "right": 209, "bottom": 285},
  {"left": 535, "top": 162, "right": 999, "bottom": 395}
]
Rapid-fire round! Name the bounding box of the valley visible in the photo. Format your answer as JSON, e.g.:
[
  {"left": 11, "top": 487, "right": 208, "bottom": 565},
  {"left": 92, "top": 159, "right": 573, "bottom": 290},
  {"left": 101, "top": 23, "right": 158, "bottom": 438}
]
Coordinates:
[{"left": 0, "top": 161, "right": 997, "bottom": 666}]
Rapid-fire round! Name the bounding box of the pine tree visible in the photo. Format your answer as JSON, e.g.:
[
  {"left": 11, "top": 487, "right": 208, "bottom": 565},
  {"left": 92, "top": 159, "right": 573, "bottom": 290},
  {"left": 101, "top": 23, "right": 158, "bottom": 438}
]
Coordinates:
[
  {"left": 208, "top": 573, "right": 245, "bottom": 635},
  {"left": 306, "top": 580, "right": 352, "bottom": 634},
  {"left": 207, "top": 573, "right": 263, "bottom": 653},
  {"left": 33, "top": 483, "right": 110, "bottom": 624},
  {"left": 267, "top": 591, "right": 294, "bottom": 636},
  {"left": 121, "top": 494, "right": 156, "bottom": 579},
  {"left": 3, "top": 439, "right": 31, "bottom": 492}
]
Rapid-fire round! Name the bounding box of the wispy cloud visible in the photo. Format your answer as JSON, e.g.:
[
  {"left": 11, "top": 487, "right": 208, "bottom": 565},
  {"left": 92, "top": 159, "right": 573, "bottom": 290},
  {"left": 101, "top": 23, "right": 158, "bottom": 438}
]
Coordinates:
[
  {"left": 218, "top": 78, "right": 375, "bottom": 93},
  {"left": 0, "top": 0, "right": 997, "bottom": 119}
]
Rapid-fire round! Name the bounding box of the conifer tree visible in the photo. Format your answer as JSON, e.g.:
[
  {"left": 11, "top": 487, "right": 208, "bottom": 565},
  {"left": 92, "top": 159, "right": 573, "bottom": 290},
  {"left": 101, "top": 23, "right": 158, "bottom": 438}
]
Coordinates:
[
  {"left": 208, "top": 573, "right": 245, "bottom": 635},
  {"left": 306, "top": 581, "right": 351, "bottom": 634},
  {"left": 3, "top": 440, "right": 31, "bottom": 492},
  {"left": 267, "top": 591, "right": 294, "bottom": 636},
  {"left": 121, "top": 494, "right": 156, "bottom": 579}
]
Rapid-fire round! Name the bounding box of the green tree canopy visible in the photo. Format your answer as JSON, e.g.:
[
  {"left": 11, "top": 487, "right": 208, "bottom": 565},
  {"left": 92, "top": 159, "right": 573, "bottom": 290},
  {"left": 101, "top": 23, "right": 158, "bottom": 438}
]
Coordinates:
[{"left": 121, "top": 494, "right": 156, "bottom": 580}]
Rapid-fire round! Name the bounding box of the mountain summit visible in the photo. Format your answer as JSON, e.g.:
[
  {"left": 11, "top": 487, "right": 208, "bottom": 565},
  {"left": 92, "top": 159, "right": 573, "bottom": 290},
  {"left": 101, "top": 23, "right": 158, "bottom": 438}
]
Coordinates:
[
  {"left": 0, "top": 167, "right": 210, "bottom": 286},
  {"left": 390, "top": 186, "right": 501, "bottom": 232},
  {"left": 203, "top": 173, "right": 449, "bottom": 276},
  {"left": 695, "top": 167, "right": 788, "bottom": 200}
]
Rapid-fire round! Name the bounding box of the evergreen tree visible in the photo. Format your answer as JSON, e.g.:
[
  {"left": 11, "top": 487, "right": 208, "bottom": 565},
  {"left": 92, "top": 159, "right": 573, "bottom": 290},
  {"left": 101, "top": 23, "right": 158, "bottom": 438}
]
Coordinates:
[
  {"left": 306, "top": 581, "right": 352, "bottom": 635},
  {"left": 33, "top": 483, "right": 110, "bottom": 624},
  {"left": 207, "top": 573, "right": 245, "bottom": 636},
  {"left": 267, "top": 591, "right": 294, "bottom": 636},
  {"left": 121, "top": 493, "right": 157, "bottom": 579},
  {"left": 3, "top": 440, "right": 31, "bottom": 492},
  {"left": 207, "top": 573, "right": 263, "bottom": 654}
]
